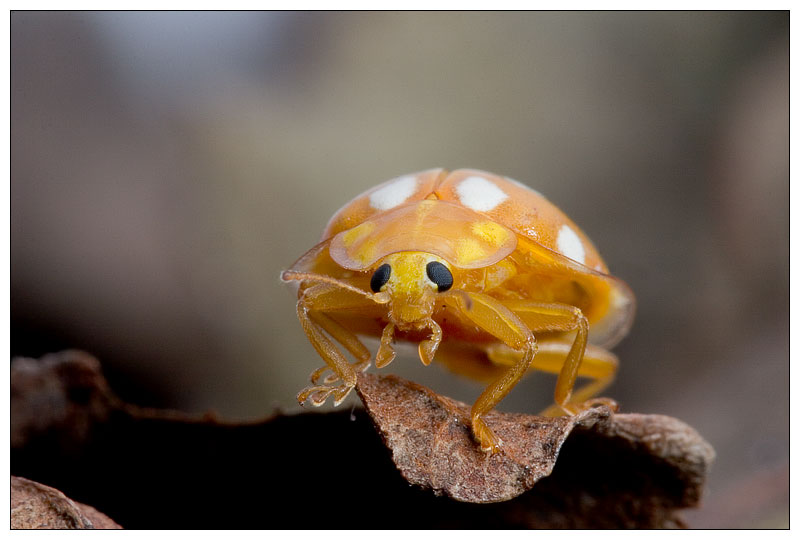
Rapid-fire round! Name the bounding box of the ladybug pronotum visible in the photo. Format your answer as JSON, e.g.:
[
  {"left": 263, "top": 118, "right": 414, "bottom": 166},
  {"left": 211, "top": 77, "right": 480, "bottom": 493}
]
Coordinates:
[{"left": 282, "top": 168, "right": 635, "bottom": 453}]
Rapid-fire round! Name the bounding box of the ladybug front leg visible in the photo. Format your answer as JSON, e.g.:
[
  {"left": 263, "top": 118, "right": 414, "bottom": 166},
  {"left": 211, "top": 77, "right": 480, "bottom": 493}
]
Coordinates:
[
  {"left": 307, "top": 310, "right": 372, "bottom": 384},
  {"left": 443, "top": 291, "right": 536, "bottom": 454},
  {"left": 295, "top": 284, "right": 374, "bottom": 406}
]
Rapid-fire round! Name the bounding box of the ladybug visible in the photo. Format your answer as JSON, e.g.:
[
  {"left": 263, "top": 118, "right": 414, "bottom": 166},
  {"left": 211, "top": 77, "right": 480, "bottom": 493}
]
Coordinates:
[{"left": 282, "top": 168, "right": 635, "bottom": 453}]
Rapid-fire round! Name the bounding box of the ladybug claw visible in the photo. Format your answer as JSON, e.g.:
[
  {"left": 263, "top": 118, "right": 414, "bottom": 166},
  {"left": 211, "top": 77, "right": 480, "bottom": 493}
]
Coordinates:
[
  {"left": 297, "top": 385, "right": 333, "bottom": 406},
  {"left": 322, "top": 372, "right": 341, "bottom": 384},
  {"left": 579, "top": 397, "right": 619, "bottom": 412},
  {"left": 539, "top": 396, "right": 619, "bottom": 417},
  {"left": 472, "top": 416, "right": 503, "bottom": 455},
  {"left": 332, "top": 384, "right": 355, "bottom": 406},
  {"left": 310, "top": 390, "right": 331, "bottom": 406},
  {"left": 312, "top": 361, "right": 371, "bottom": 385},
  {"left": 297, "top": 382, "right": 355, "bottom": 407},
  {"left": 310, "top": 366, "right": 332, "bottom": 385}
]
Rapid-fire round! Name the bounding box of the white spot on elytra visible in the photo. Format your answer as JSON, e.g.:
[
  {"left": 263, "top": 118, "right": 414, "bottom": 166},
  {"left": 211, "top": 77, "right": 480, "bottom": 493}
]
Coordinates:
[
  {"left": 504, "top": 176, "right": 544, "bottom": 198},
  {"left": 369, "top": 175, "right": 417, "bottom": 210},
  {"left": 557, "top": 224, "right": 585, "bottom": 264},
  {"left": 456, "top": 176, "right": 508, "bottom": 212}
]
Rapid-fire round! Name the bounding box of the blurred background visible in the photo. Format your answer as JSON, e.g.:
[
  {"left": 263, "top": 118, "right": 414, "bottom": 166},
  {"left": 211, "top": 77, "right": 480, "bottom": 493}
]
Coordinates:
[{"left": 11, "top": 11, "right": 788, "bottom": 528}]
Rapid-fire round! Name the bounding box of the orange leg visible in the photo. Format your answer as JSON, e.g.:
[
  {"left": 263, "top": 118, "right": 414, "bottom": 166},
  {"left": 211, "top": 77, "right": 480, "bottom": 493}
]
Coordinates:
[
  {"left": 308, "top": 311, "right": 371, "bottom": 384},
  {"left": 443, "top": 291, "right": 536, "bottom": 453},
  {"left": 418, "top": 319, "right": 442, "bottom": 366},
  {"left": 375, "top": 316, "right": 441, "bottom": 369},
  {"left": 499, "top": 300, "right": 611, "bottom": 415},
  {"left": 294, "top": 283, "right": 377, "bottom": 406},
  {"left": 375, "top": 322, "right": 396, "bottom": 368},
  {"left": 485, "top": 340, "right": 619, "bottom": 416}
]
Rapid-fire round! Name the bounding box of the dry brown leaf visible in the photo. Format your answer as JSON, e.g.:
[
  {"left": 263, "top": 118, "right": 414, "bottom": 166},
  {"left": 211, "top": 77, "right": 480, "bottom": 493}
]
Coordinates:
[
  {"left": 356, "top": 371, "right": 715, "bottom": 522},
  {"left": 11, "top": 350, "right": 715, "bottom": 528},
  {"left": 11, "top": 476, "right": 121, "bottom": 529}
]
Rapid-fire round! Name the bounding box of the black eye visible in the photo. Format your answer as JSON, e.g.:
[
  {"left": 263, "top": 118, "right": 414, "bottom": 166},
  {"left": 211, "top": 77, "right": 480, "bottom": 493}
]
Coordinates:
[
  {"left": 426, "top": 261, "right": 453, "bottom": 292},
  {"left": 370, "top": 264, "right": 391, "bottom": 292}
]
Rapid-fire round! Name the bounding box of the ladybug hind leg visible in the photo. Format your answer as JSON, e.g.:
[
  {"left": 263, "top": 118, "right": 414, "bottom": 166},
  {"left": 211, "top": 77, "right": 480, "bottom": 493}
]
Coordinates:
[
  {"left": 501, "top": 300, "right": 619, "bottom": 416},
  {"left": 486, "top": 340, "right": 619, "bottom": 416}
]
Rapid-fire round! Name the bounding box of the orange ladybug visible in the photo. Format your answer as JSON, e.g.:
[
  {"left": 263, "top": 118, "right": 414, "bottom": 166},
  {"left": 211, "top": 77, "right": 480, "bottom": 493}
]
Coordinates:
[{"left": 282, "top": 168, "right": 635, "bottom": 453}]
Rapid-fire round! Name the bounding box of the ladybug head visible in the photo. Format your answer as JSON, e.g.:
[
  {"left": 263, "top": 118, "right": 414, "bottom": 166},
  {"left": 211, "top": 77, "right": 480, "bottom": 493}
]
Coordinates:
[{"left": 369, "top": 251, "right": 453, "bottom": 326}]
